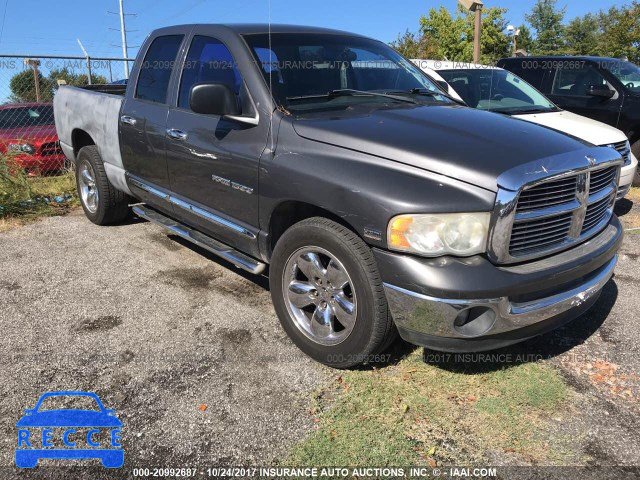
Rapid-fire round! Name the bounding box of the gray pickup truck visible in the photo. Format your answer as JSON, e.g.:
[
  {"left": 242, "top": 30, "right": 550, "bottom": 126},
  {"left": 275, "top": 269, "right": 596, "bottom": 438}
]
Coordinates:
[{"left": 54, "top": 24, "right": 623, "bottom": 368}]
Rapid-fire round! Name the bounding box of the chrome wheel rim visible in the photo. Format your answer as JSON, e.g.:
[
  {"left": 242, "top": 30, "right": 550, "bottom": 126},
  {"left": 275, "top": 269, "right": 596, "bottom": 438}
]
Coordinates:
[
  {"left": 283, "top": 246, "right": 357, "bottom": 346},
  {"left": 78, "top": 162, "right": 99, "bottom": 214}
]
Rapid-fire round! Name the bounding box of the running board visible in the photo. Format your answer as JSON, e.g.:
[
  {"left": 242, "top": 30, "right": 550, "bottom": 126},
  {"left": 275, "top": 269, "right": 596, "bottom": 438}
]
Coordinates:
[{"left": 132, "top": 205, "right": 266, "bottom": 275}]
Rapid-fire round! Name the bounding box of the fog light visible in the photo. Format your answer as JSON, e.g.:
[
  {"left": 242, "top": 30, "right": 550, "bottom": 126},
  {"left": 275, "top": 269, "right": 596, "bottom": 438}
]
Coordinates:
[{"left": 453, "top": 307, "right": 496, "bottom": 337}]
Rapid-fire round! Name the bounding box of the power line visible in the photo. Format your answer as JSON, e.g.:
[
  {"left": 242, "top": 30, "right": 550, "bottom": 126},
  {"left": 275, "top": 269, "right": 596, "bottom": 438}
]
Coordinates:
[{"left": 0, "top": 0, "right": 9, "bottom": 44}]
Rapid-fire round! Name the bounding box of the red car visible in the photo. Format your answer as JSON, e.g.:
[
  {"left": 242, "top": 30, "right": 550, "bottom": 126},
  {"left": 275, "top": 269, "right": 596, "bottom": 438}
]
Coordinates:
[{"left": 0, "top": 103, "right": 65, "bottom": 175}]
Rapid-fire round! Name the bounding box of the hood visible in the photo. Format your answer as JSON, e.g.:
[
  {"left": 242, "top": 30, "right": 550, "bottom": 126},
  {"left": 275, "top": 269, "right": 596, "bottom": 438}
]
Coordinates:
[
  {"left": 16, "top": 409, "right": 123, "bottom": 428},
  {"left": 513, "top": 110, "right": 627, "bottom": 147},
  {"left": 292, "top": 105, "right": 592, "bottom": 192},
  {"left": 0, "top": 124, "right": 58, "bottom": 142}
]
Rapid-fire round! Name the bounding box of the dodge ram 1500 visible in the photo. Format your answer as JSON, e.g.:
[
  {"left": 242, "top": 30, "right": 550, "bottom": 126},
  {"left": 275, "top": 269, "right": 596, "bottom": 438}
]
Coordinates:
[{"left": 54, "top": 24, "right": 624, "bottom": 368}]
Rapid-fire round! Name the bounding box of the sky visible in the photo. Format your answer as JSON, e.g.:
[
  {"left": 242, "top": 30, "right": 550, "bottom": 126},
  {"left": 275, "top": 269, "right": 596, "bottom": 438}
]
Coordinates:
[{"left": 0, "top": 0, "right": 631, "bottom": 59}]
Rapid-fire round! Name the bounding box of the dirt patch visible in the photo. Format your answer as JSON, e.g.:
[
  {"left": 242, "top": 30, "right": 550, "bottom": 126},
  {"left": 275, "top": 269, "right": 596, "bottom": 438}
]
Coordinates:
[
  {"left": 0, "top": 280, "right": 21, "bottom": 291},
  {"left": 212, "top": 275, "right": 272, "bottom": 308},
  {"left": 155, "top": 265, "right": 223, "bottom": 291},
  {"left": 72, "top": 315, "right": 123, "bottom": 332},
  {"left": 147, "top": 232, "right": 184, "bottom": 252},
  {"left": 218, "top": 327, "right": 252, "bottom": 345}
]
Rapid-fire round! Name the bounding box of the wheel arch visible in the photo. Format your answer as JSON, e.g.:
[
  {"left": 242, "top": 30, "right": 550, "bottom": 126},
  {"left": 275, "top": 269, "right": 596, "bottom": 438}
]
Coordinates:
[
  {"left": 266, "top": 200, "right": 361, "bottom": 259},
  {"left": 71, "top": 129, "right": 96, "bottom": 158}
]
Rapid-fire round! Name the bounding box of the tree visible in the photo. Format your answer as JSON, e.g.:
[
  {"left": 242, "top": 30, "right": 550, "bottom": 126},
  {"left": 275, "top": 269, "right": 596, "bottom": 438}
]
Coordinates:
[
  {"left": 389, "top": 30, "right": 438, "bottom": 59},
  {"left": 48, "top": 68, "right": 107, "bottom": 89},
  {"left": 526, "top": 0, "right": 567, "bottom": 55},
  {"left": 565, "top": 14, "right": 600, "bottom": 55},
  {"left": 418, "top": 5, "right": 510, "bottom": 63},
  {"left": 9, "top": 67, "right": 109, "bottom": 104},
  {"left": 9, "top": 69, "right": 53, "bottom": 103},
  {"left": 514, "top": 25, "right": 534, "bottom": 55},
  {"left": 596, "top": 2, "right": 640, "bottom": 63}
]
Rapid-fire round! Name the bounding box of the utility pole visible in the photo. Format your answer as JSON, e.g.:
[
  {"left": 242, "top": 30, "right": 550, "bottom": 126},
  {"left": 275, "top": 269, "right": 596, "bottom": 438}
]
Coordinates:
[
  {"left": 77, "top": 39, "right": 92, "bottom": 85},
  {"left": 459, "top": 0, "right": 484, "bottom": 64},
  {"left": 24, "top": 59, "right": 41, "bottom": 102},
  {"left": 109, "top": 0, "right": 137, "bottom": 79},
  {"left": 119, "top": 0, "right": 130, "bottom": 78},
  {"left": 473, "top": 6, "right": 482, "bottom": 63}
]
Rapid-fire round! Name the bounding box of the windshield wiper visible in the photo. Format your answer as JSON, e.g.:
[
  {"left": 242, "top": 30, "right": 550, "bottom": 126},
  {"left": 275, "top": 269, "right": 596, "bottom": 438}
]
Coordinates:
[
  {"left": 286, "top": 89, "right": 417, "bottom": 105},
  {"left": 386, "top": 88, "right": 465, "bottom": 105},
  {"left": 504, "top": 107, "right": 560, "bottom": 115}
]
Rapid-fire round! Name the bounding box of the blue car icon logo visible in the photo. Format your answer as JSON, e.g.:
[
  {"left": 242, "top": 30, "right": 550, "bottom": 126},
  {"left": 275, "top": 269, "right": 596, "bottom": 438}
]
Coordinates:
[{"left": 15, "top": 391, "right": 123, "bottom": 468}]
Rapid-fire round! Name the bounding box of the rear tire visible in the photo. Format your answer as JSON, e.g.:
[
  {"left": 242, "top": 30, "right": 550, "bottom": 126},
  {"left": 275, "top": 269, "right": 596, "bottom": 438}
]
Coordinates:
[
  {"left": 270, "top": 217, "right": 396, "bottom": 369},
  {"left": 632, "top": 140, "right": 640, "bottom": 187},
  {"left": 76, "top": 146, "right": 130, "bottom": 225}
]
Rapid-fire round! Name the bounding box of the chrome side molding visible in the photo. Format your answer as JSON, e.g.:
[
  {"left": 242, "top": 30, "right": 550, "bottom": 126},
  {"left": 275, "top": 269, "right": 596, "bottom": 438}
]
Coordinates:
[
  {"left": 132, "top": 205, "right": 266, "bottom": 275},
  {"left": 126, "top": 175, "right": 256, "bottom": 239}
]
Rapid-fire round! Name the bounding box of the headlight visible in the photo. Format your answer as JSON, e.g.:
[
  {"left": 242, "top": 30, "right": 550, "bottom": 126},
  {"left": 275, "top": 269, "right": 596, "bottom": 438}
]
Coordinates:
[
  {"left": 8, "top": 143, "right": 36, "bottom": 154},
  {"left": 388, "top": 212, "right": 491, "bottom": 257}
]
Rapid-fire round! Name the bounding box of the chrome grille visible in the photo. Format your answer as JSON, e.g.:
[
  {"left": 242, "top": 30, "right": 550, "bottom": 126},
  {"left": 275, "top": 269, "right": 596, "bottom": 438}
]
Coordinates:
[
  {"left": 515, "top": 177, "right": 577, "bottom": 213},
  {"left": 509, "top": 212, "right": 573, "bottom": 256},
  {"left": 503, "top": 164, "right": 620, "bottom": 261},
  {"left": 40, "top": 141, "right": 63, "bottom": 157},
  {"left": 582, "top": 196, "right": 612, "bottom": 234},
  {"left": 589, "top": 166, "right": 617, "bottom": 195}
]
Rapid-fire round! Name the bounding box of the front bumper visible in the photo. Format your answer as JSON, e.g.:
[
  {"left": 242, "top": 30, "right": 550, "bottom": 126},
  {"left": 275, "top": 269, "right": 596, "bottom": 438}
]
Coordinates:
[
  {"left": 376, "top": 216, "right": 623, "bottom": 352},
  {"left": 12, "top": 154, "right": 66, "bottom": 173}
]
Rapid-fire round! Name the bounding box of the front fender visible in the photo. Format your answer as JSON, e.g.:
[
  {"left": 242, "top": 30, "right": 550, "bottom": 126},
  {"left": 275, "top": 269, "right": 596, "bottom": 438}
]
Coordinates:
[{"left": 260, "top": 120, "right": 496, "bottom": 251}]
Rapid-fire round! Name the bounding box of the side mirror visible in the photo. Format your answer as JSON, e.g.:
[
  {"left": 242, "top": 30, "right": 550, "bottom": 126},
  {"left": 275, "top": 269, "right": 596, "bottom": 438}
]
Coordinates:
[
  {"left": 586, "top": 85, "right": 615, "bottom": 99},
  {"left": 189, "top": 83, "right": 240, "bottom": 116}
]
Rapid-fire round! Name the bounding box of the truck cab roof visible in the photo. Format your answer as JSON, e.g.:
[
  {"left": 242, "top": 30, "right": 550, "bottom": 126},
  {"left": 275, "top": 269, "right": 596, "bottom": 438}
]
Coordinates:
[{"left": 151, "top": 23, "right": 368, "bottom": 38}]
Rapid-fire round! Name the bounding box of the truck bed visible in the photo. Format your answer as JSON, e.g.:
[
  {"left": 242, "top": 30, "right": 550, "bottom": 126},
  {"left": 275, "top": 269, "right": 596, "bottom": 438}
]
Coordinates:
[{"left": 54, "top": 85, "right": 131, "bottom": 195}]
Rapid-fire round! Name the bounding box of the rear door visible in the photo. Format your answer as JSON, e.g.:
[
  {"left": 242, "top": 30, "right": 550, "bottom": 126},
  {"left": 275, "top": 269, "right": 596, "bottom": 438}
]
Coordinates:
[
  {"left": 546, "top": 61, "right": 623, "bottom": 128},
  {"left": 164, "top": 29, "right": 269, "bottom": 257},
  {"left": 119, "top": 32, "right": 186, "bottom": 208}
]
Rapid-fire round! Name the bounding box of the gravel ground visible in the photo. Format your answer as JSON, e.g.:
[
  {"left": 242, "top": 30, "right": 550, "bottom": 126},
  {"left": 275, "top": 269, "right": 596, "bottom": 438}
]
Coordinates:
[
  {"left": 0, "top": 198, "right": 639, "bottom": 476},
  {"left": 0, "top": 209, "right": 329, "bottom": 477}
]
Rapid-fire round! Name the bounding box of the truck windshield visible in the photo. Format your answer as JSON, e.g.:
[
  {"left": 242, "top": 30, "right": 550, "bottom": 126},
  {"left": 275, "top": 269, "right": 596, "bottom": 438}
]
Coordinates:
[
  {"left": 0, "top": 105, "right": 55, "bottom": 130},
  {"left": 438, "top": 68, "right": 558, "bottom": 115},
  {"left": 608, "top": 60, "right": 640, "bottom": 94},
  {"left": 243, "top": 33, "right": 451, "bottom": 112}
]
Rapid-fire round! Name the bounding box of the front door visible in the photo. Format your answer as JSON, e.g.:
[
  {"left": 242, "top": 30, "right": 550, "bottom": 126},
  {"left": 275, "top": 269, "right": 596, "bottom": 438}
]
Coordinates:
[{"left": 165, "top": 33, "right": 269, "bottom": 257}]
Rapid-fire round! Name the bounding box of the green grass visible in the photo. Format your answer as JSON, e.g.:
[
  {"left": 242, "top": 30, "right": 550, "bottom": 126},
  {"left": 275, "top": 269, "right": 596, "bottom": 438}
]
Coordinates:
[
  {"left": 28, "top": 173, "right": 77, "bottom": 198},
  {"left": 287, "top": 350, "right": 569, "bottom": 467},
  {"left": 0, "top": 155, "right": 78, "bottom": 228}
]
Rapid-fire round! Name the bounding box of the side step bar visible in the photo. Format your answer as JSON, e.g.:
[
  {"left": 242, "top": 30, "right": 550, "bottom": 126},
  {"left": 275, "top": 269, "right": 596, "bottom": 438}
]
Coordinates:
[{"left": 132, "top": 205, "right": 266, "bottom": 275}]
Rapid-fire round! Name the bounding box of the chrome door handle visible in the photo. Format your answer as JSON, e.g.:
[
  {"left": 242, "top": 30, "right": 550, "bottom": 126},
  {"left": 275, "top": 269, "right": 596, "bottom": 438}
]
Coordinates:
[
  {"left": 121, "top": 115, "right": 137, "bottom": 126},
  {"left": 166, "top": 129, "right": 188, "bottom": 141}
]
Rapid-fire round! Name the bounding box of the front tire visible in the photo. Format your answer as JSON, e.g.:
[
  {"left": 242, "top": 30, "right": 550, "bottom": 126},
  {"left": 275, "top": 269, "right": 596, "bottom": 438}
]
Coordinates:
[
  {"left": 76, "top": 146, "right": 130, "bottom": 225},
  {"left": 270, "top": 217, "right": 396, "bottom": 368}
]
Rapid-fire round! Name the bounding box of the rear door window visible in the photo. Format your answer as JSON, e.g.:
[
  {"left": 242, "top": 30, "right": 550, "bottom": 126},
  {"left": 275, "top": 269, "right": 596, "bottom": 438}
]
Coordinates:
[{"left": 136, "top": 35, "right": 184, "bottom": 104}]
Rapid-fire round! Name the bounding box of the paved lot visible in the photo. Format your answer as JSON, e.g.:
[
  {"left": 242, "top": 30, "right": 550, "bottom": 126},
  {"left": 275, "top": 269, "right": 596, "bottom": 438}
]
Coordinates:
[
  {"left": 0, "top": 198, "right": 639, "bottom": 475},
  {"left": 0, "top": 209, "right": 329, "bottom": 476}
]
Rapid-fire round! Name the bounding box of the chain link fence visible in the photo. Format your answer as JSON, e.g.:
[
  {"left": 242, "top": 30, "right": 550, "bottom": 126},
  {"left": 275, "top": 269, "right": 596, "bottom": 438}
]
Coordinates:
[{"left": 0, "top": 55, "right": 134, "bottom": 218}]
